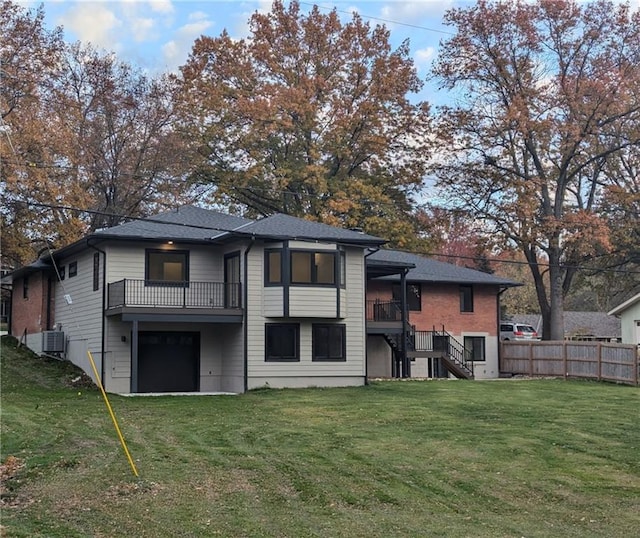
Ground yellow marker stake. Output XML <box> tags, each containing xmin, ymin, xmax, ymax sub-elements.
<box><xmin>86</xmin><ymin>350</ymin><xmax>139</xmax><ymax>477</ymax></box>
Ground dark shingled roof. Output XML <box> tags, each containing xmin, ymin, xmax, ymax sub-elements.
<box><xmin>93</xmin><ymin>206</ymin><xmax>253</xmax><ymax>241</ymax></box>
<box><xmin>508</xmin><ymin>312</ymin><xmax>621</xmax><ymax>339</ymax></box>
<box><xmin>368</xmin><ymin>249</ymin><xmax>520</xmax><ymax>287</ymax></box>
<box><xmin>235</xmin><ymin>213</ymin><xmax>385</xmax><ymax>245</ymax></box>
<box><xmin>91</xmin><ymin>206</ymin><xmax>384</xmax><ymax>246</ymax></box>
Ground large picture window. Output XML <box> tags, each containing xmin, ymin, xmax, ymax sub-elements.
<box><xmin>265</xmin><ymin>324</ymin><xmax>299</xmax><ymax>361</ymax></box>
<box><xmin>464</xmin><ymin>336</ymin><xmax>485</xmax><ymax>362</ymax></box>
<box><xmin>313</xmin><ymin>324</ymin><xmax>346</xmax><ymax>361</ymax></box>
<box><xmin>460</xmin><ymin>285</ymin><xmax>474</xmax><ymax>312</ymax></box>
<box><xmin>145</xmin><ymin>249</ymin><xmax>189</xmax><ymax>285</ymax></box>
<box><xmin>392</xmin><ymin>283</ymin><xmax>422</xmax><ymax>311</ymax></box>
<box><xmin>291</xmin><ymin>251</ymin><xmax>336</xmax><ymax>285</ymax></box>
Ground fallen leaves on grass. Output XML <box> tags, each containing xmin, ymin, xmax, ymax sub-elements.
<box><xmin>0</xmin><ymin>455</ymin><xmax>32</xmax><ymax>508</ymax></box>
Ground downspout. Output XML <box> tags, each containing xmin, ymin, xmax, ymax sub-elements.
<box><xmin>45</xmin><ymin>276</ymin><xmax>53</xmax><ymax>331</ymax></box>
<box><xmin>243</xmin><ymin>238</ymin><xmax>255</xmax><ymax>393</ymax></box>
<box><xmin>497</xmin><ymin>287</ymin><xmax>508</xmax><ymax>375</ymax></box>
<box><xmin>400</xmin><ymin>268</ymin><xmax>409</xmax><ymax>378</ymax></box>
<box><xmin>88</xmin><ymin>240</ymin><xmax>107</xmax><ymax>387</ymax></box>
<box><xmin>363</xmin><ymin>247</ymin><xmax>381</xmax><ymax>385</ymax></box>
<box><xmin>3</xmin><ymin>285</ymin><xmax>13</xmax><ymax>336</ymax></box>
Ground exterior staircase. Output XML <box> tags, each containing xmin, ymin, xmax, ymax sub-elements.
<box><xmin>367</xmin><ymin>300</ymin><xmax>474</xmax><ymax>380</ymax></box>
<box><xmin>408</xmin><ymin>326</ymin><xmax>475</xmax><ymax>380</ymax></box>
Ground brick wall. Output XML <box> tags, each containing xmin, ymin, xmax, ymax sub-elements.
<box><xmin>367</xmin><ymin>280</ymin><xmax>499</xmax><ymax>335</ymax></box>
<box><xmin>367</xmin><ymin>280</ymin><xmax>394</xmax><ymax>301</ymax></box>
<box><xmin>411</xmin><ymin>283</ymin><xmax>498</xmax><ymax>335</ymax></box>
<box><xmin>10</xmin><ymin>272</ymin><xmax>53</xmax><ymax>337</ymax></box>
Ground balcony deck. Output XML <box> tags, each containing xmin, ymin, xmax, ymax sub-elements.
<box><xmin>106</xmin><ymin>279</ymin><xmax>242</xmax><ymax>323</ymax></box>
<box><xmin>366</xmin><ymin>299</ymin><xmax>403</xmax><ymax>333</ymax></box>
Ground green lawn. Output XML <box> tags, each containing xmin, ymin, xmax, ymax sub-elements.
<box><xmin>1</xmin><ymin>335</ymin><xmax>639</xmax><ymax>538</ymax></box>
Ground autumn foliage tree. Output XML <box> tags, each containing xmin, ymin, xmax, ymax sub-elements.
<box><xmin>0</xmin><ymin>0</ymin><xmax>65</xmax><ymax>266</ymax></box>
<box><xmin>416</xmin><ymin>207</ymin><xmax>494</xmax><ymax>272</ymax></box>
<box><xmin>431</xmin><ymin>0</ymin><xmax>640</xmax><ymax>339</ymax></box>
<box><xmin>1</xmin><ymin>1</ymin><xmax>191</xmax><ymax>266</ymax></box>
<box><xmin>175</xmin><ymin>0</ymin><xmax>431</xmax><ymax>247</ymax></box>
<box><xmin>48</xmin><ymin>43</ymin><xmax>190</xmax><ymax>231</ymax></box>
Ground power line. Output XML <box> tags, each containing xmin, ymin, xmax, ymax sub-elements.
<box><xmin>416</xmin><ymin>250</ymin><xmax>640</xmax><ymax>275</ymax></box>
<box><xmin>8</xmin><ymin>199</ymin><xmax>640</xmax><ymax>276</ymax></box>
<box><xmin>299</xmin><ymin>2</ymin><xmax>455</xmax><ymax>36</ymax></box>
<box><xmin>9</xmin><ymin>200</ymin><xmax>245</xmax><ymax>235</ymax></box>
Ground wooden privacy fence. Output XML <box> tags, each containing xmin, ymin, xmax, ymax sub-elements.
<box><xmin>501</xmin><ymin>341</ymin><xmax>639</xmax><ymax>386</ymax></box>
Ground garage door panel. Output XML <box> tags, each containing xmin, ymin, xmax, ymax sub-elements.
<box><xmin>138</xmin><ymin>332</ymin><xmax>199</xmax><ymax>392</ymax></box>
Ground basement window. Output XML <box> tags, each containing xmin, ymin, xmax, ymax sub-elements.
<box><xmin>265</xmin><ymin>323</ymin><xmax>299</xmax><ymax>362</ymax></box>
<box><xmin>464</xmin><ymin>336</ymin><xmax>485</xmax><ymax>362</ymax></box>
<box><xmin>312</xmin><ymin>324</ymin><xmax>346</xmax><ymax>361</ymax></box>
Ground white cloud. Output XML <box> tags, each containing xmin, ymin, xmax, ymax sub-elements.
<box><xmin>162</xmin><ymin>18</ymin><xmax>213</xmax><ymax>71</ymax></box>
<box><xmin>233</xmin><ymin>0</ymin><xmax>272</xmax><ymax>38</ymax></box>
<box><xmin>58</xmin><ymin>4</ymin><xmax>121</xmax><ymax>49</ymax></box>
<box><xmin>188</xmin><ymin>11</ymin><xmax>209</xmax><ymax>22</ymax></box>
<box><xmin>131</xmin><ymin>17</ymin><xmax>156</xmax><ymax>42</ymax></box>
<box><xmin>148</xmin><ymin>0</ymin><xmax>174</xmax><ymax>14</ymax></box>
<box><xmin>380</xmin><ymin>1</ymin><xmax>456</xmax><ymax>22</ymax></box>
<box><xmin>414</xmin><ymin>46</ymin><xmax>436</xmax><ymax>71</ymax></box>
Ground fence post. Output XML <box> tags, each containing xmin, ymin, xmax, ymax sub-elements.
<box><xmin>563</xmin><ymin>341</ymin><xmax>567</xmax><ymax>380</ymax></box>
<box><xmin>597</xmin><ymin>343</ymin><xmax>602</xmax><ymax>382</ymax></box>
<box><xmin>529</xmin><ymin>343</ymin><xmax>534</xmax><ymax>377</ymax></box>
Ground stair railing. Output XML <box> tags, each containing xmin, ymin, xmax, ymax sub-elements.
<box><xmin>434</xmin><ymin>326</ymin><xmax>474</xmax><ymax>377</ymax></box>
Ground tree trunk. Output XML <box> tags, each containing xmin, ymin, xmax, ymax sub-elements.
<box><xmin>547</xmin><ymin>246</ymin><xmax>565</xmax><ymax>341</ymax></box>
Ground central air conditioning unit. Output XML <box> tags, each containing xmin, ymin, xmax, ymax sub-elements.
<box><xmin>42</xmin><ymin>331</ymin><xmax>65</xmax><ymax>353</ymax></box>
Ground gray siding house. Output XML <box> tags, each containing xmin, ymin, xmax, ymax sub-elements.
<box><xmin>608</xmin><ymin>293</ymin><xmax>640</xmax><ymax>349</ymax></box>
<box><xmin>9</xmin><ymin>206</ymin><xmax>384</xmax><ymax>394</ymax></box>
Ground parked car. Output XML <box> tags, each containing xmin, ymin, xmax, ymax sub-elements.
<box><xmin>500</xmin><ymin>322</ymin><xmax>541</xmax><ymax>341</ymax></box>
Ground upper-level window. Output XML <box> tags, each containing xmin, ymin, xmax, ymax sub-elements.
<box><xmin>68</xmin><ymin>261</ymin><xmax>78</xmax><ymax>278</ymax></box>
<box><xmin>265</xmin><ymin>250</ymin><xmax>282</xmax><ymax>285</ymax></box>
<box><xmin>145</xmin><ymin>249</ymin><xmax>189</xmax><ymax>285</ymax></box>
<box><xmin>392</xmin><ymin>283</ymin><xmax>422</xmax><ymax>311</ymax></box>
<box><xmin>23</xmin><ymin>276</ymin><xmax>29</xmax><ymax>299</ymax></box>
<box><xmin>291</xmin><ymin>251</ymin><xmax>335</xmax><ymax>285</ymax></box>
<box><xmin>265</xmin><ymin>248</ymin><xmax>342</xmax><ymax>286</ymax></box>
<box><xmin>93</xmin><ymin>253</ymin><xmax>100</xmax><ymax>291</ymax></box>
<box><xmin>460</xmin><ymin>285</ymin><xmax>474</xmax><ymax>312</ymax></box>
<box><xmin>59</xmin><ymin>266</ymin><xmax>65</xmax><ymax>280</ymax></box>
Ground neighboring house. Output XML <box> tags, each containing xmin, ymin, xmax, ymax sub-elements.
<box><xmin>608</xmin><ymin>293</ymin><xmax>640</xmax><ymax>348</ymax></box>
<box><xmin>508</xmin><ymin>312</ymin><xmax>622</xmax><ymax>342</ymax></box>
<box><xmin>6</xmin><ymin>206</ymin><xmax>385</xmax><ymax>394</ymax></box>
<box><xmin>365</xmin><ymin>249</ymin><xmax>520</xmax><ymax>380</ymax></box>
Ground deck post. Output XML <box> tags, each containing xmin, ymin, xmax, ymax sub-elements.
<box><xmin>400</xmin><ymin>269</ymin><xmax>409</xmax><ymax>378</ymax></box>
<box><xmin>130</xmin><ymin>319</ymin><xmax>139</xmax><ymax>393</ymax></box>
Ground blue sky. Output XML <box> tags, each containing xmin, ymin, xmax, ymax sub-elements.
<box><xmin>18</xmin><ymin>0</ymin><xmax>476</xmax><ymax>105</ymax></box>
<box><xmin>18</xmin><ymin>0</ymin><xmax>640</xmax><ymax>106</ymax></box>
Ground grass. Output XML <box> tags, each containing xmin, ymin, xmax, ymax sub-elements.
<box><xmin>1</xmin><ymin>335</ymin><xmax>639</xmax><ymax>538</ymax></box>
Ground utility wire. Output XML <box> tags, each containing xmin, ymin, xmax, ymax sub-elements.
<box><xmin>9</xmin><ymin>199</ymin><xmax>640</xmax><ymax>276</ymax></box>
<box><xmin>299</xmin><ymin>1</ymin><xmax>455</xmax><ymax>35</ymax></box>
